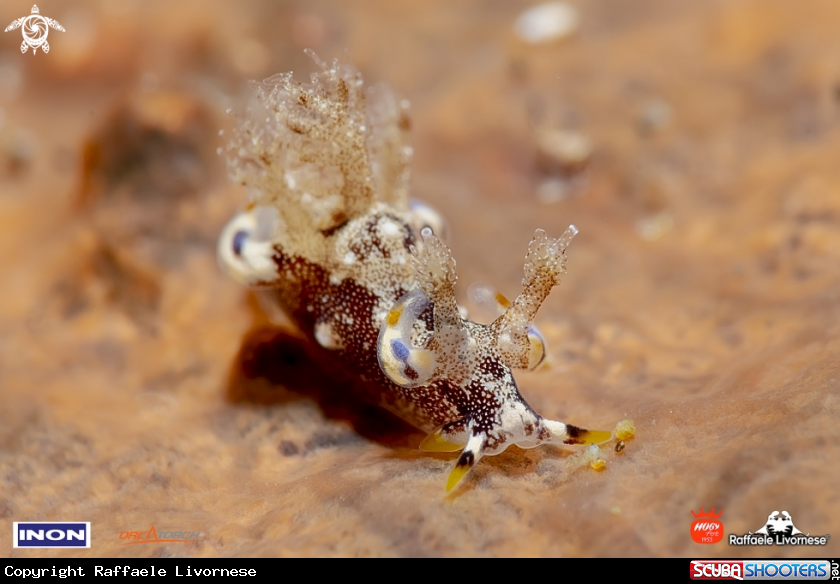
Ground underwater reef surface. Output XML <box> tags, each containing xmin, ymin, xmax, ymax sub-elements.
<box><xmin>0</xmin><ymin>0</ymin><xmax>838</xmax><ymax>558</ymax></box>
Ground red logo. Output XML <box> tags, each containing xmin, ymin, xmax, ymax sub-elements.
<box><xmin>118</xmin><ymin>525</ymin><xmax>200</xmax><ymax>545</ymax></box>
<box><xmin>690</xmin><ymin>561</ymin><xmax>743</xmax><ymax>580</ymax></box>
<box><xmin>691</xmin><ymin>508</ymin><xmax>724</xmax><ymax>544</ymax></box>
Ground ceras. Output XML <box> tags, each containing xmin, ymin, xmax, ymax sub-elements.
<box><xmin>218</xmin><ymin>52</ymin><xmax>610</xmax><ymax>492</ymax></box>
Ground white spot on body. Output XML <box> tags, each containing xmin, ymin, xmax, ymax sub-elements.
<box><xmin>315</xmin><ymin>321</ymin><xmax>343</xmax><ymax>350</ymax></box>
<box><xmin>380</xmin><ymin>219</ymin><xmax>402</xmax><ymax>238</ymax></box>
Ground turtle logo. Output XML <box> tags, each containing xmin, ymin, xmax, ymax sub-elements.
<box><xmin>5</xmin><ymin>5</ymin><xmax>65</xmax><ymax>55</ymax></box>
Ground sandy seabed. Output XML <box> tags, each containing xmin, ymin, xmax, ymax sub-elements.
<box><xmin>1</xmin><ymin>0</ymin><xmax>838</xmax><ymax>557</ymax></box>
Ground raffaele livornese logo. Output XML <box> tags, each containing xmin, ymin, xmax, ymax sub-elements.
<box><xmin>730</xmin><ymin>510</ymin><xmax>831</xmax><ymax>546</ymax></box>
<box><xmin>4</xmin><ymin>5</ymin><xmax>65</xmax><ymax>55</ymax></box>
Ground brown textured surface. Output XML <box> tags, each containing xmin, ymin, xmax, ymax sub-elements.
<box><xmin>1</xmin><ymin>0</ymin><xmax>838</xmax><ymax>557</ymax></box>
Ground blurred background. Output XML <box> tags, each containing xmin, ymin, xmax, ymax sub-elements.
<box><xmin>1</xmin><ymin>0</ymin><xmax>838</xmax><ymax>557</ymax></box>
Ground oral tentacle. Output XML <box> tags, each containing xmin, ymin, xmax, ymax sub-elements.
<box><xmin>446</xmin><ymin>430</ymin><xmax>486</xmax><ymax>493</ymax></box>
<box><xmin>542</xmin><ymin>419</ymin><xmax>612</xmax><ymax>446</ymax></box>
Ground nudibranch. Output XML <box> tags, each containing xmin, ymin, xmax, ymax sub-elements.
<box><xmin>218</xmin><ymin>52</ymin><xmax>610</xmax><ymax>492</ymax></box>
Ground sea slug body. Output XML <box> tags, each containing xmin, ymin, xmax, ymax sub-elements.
<box><xmin>218</xmin><ymin>52</ymin><xmax>610</xmax><ymax>492</ymax></box>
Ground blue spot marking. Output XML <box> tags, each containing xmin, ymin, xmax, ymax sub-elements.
<box><xmin>232</xmin><ymin>230</ymin><xmax>248</xmax><ymax>256</ymax></box>
<box><xmin>391</xmin><ymin>339</ymin><xmax>410</xmax><ymax>362</ymax></box>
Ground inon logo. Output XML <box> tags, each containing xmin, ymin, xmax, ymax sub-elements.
<box><xmin>691</xmin><ymin>508</ymin><xmax>724</xmax><ymax>544</ymax></box>
<box><xmin>13</xmin><ymin>522</ymin><xmax>91</xmax><ymax>548</ymax></box>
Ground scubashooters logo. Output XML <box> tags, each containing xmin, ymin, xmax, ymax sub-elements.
<box><xmin>730</xmin><ymin>510</ymin><xmax>831</xmax><ymax>546</ymax></box>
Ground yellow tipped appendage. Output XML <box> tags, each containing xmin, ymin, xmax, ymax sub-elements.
<box><xmin>443</xmin><ymin>432</ymin><xmax>485</xmax><ymax>493</ymax></box>
<box><xmin>579</xmin><ymin>430</ymin><xmax>613</xmax><ymax>445</ymax></box>
<box><xmin>446</xmin><ymin>462</ymin><xmax>472</xmax><ymax>493</ymax></box>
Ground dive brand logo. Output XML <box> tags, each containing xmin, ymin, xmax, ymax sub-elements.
<box><xmin>119</xmin><ymin>524</ymin><xmax>201</xmax><ymax>545</ymax></box>
<box><xmin>691</xmin><ymin>507</ymin><xmax>724</xmax><ymax>544</ymax></box>
<box><xmin>691</xmin><ymin>560</ymin><xmax>832</xmax><ymax>580</ymax></box>
<box><xmin>13</xmin><ymin>522</ymin><xmax>91</xmax><ymax>548</ymax></box>
<box><xmin>4</xmin><ymin>5</ymin><xmax>65</xmax><ymax>55</ymax></box>
<box><xmin>730</xmin><ymin>509</ymin><xmax>831</xmax><ymax>546</ymax></box>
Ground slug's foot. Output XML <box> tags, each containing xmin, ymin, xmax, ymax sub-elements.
<box><xmin>419</xmin><ymin>420</ymin><xmax>468</xmax><ymax>453</ymax></box>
